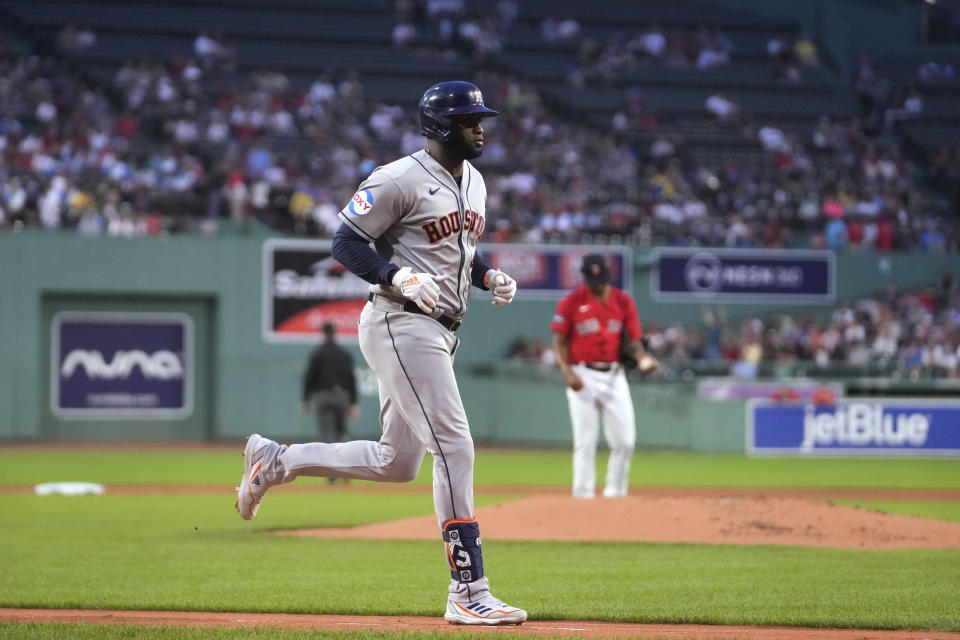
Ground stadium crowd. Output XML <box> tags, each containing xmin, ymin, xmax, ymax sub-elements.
<box><xmin>653</xmin><ymin>273</ymin><xmax>960</xmax><ymax>378</ymax></box>
<box><xmin>565</xmin><ymin>25</ymin><xmax>738</xmax><ymax>88</ymax></box>
<box><xmin>391</xmin><ymin>0</ymin><xmax>513</xmax><ymax>64</ymax></box>
<box><xmin>0</xmin><ymin>52</ymin><xmax>214</xmax><ymax>234</ymax></box>
<box><xmin>1</xmin><ymin>34</ymin><xmax>958</xmax><ymax>251</ymax></box>
<box><xmin>2</xmin><ymin>16</ymin><xmax>957</xmax><ymax>383</ymax></box>
<box><xmin>509</xmin><ymin>272</ymin><xmax>960</xmax><ymax>379</ymax></box>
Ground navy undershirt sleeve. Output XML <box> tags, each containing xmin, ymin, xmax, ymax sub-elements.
<box><xmin>471</xmin><ymin>253</ymin><xmax>492</xmax><ymax>290</ymax></box>
<box><xmin>332</xmin><ymin>223</ymin><xmax>398</xmax><ymax>285</ymax></box>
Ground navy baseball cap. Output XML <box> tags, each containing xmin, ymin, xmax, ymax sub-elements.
<box><xmin>581</xmin><ymin>254</ymin><xmax>610</xmax><ymax>286</ymax></box>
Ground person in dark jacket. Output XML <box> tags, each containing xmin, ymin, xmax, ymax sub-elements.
<box><xmin>300</xmin><ymin>323</ymin><xmax>358</xmax><ymax>452</ymax></box>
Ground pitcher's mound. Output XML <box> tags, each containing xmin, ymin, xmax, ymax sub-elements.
<box><xmin>281</xmin><ymin>495</ymin><xmax>960</xmax><ymax>550</ymax></box>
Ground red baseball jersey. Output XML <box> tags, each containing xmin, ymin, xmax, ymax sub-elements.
<box><xmin>551</xmin><ymin>286</ymin><xmax>642</xmax><ymax>364</ymax></box>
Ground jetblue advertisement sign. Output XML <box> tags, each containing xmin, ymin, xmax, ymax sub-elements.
<box><xmin>51</xmin><ymin>312</ymin><xmax>193</xmax><ymax>419</ymax></box>
<box><xmin>747</xmin><ymin>399</ymin><xmax>960</xmax><ymax>456</ymax></box>
<box><xmin>653</xmin><ymin>249</ymin><xmax>834</xmax><ymax>302</ymax></box>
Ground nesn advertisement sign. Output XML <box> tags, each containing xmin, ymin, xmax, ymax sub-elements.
<box><xmin>747</xmin><ymin>399</ymin><xmax>960</xmax><ymax>456</ymax></box>
<box><xmin>51</xmin><ymin>312</ymin><xmax>193</xmax><ymax>419</ymax></box>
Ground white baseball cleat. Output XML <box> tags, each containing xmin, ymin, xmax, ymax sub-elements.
<box><xmin>235</xmin><ymin>433</ymin><xmax>279</xmax><ymax>520</ymax></box>
<box><xmin>444</xmin><ymin>577</ymin><xmax>527</xmax><ymax>626</ymax></box>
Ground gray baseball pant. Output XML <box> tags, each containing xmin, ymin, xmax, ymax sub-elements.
<box><xmin>279</xmin><ymin>296</ymin><xmax>474</xmax><ymax>525</ymax></box>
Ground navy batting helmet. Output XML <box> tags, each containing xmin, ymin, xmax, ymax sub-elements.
<box><xmin>418</xmin><ymin>80</ymin><xmax>499</xmax><ymax>142</ymax></box>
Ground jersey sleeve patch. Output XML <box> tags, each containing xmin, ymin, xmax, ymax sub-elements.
<box><xmin>347</xmin><ymin>189</ymin><xmax>374</xmax><ymax>216</ymax></box>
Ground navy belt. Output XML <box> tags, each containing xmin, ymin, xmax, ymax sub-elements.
<box><xmin>368</xmin><ymin>293</ymin><xmax>462</xmax><ymax>332</ymax></box>
<box><xmin>583</xmin><ymin>362</ymin><xmax>615</xmax><ymax>372</ymax></box>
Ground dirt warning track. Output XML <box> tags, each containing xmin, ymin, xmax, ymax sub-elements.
<box><xmin>3</xmin><ymin>609</ymin><xmax>959</xmax><ymax>640</ymax></box>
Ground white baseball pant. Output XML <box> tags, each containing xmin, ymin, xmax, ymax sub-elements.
<box><xmin>566</xmin><ymin>363</ymin><xmax>636</xmax><ymax>498</ymax></box>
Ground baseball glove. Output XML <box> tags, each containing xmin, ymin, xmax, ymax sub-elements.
<box><xmin>619</xmin><ymin>327</ymin><xmax>638</xmax><ymax>371</ymax></box>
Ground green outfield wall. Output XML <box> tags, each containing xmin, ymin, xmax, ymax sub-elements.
<box><xmin>0</xmin><ymin>232</ymin><xmax>955</xmax><ymax>450</ymax></box>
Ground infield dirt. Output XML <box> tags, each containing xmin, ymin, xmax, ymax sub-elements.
<box><xmin>3</xmin><ymin>608</ymin><xmax>960</xmax><ymax>639</ymax></box>
<box><xmin>282</xmin><ymin>492</ymin><xmax>960</xmax><ymax>549</ymax></box>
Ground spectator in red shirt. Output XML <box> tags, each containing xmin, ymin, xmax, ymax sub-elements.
<box><xmin>846</xmin><ymin>214</ymin><xmax>865</xmax><ymax>248</ymax></box>
<box><xmin>876</xmin><ymin>215</ymin><xmax>894</xmax><ymax>250</ymax></box>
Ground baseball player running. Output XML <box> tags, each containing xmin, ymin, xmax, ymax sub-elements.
<box><xmin>551</xmin><ymin>254</ymin><xmax>658</xmax><ymax>499</ymax></box>
<box><xmin>235</xmin><ymin>81</ymin><xmax>526</xmax><ymax>625</ymax></box>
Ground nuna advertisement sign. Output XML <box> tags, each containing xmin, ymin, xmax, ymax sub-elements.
<box><xmin>51</xmin><ymin>312</ymin><xmax>193</xmax><ymax>419</ymax></box>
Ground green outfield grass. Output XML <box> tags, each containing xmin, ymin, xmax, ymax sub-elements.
<box><xmin>1</xmin><ymin>490</ymin><xmax>959</xmax><ymax>631</ymax></box>
<box><xmin>5</xmin><ymin>448</ymin><xmax>960</xmax><ymax>489</ymax></box>
<box><xmin>2</xmin><ymin>449</ymin><xmax>959</xmax><ymax>635</ymax></box>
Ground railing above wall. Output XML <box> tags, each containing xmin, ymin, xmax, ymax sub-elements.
<box><xmin>817</xmin><ymin>0</ymin><xmax>855</xmax><ymax>82</ymax></box>
<box><xmin>473</xmin><ymin>361</ymin><xmax>960</xmax><ymax>396</ymax></box>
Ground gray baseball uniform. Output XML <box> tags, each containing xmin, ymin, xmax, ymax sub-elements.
<box><xmin>277</xmin><ymin>149</ymin><xmax>488</xmax><ymax>525</ymax></box>
<box><xmin>237</xmin><ymin>81</ymin><xmax>525</xmax><ymax>625</ymax></box>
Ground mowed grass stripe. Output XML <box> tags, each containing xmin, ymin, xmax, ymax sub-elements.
<box><xmin>3</xmin><ymin>449</ymin><xmax>960</xmax><ymax>489</ymax></box>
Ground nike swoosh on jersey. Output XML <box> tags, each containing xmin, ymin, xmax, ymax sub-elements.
<box><xmin>579</xmin><ymin>305</ymin><xmax>590</xmax><ymax>312</ymax></box>
<box><xmin>429</xmin><ymin>186</ymin><xmax>441</xmax><ymax>195</ymax></box>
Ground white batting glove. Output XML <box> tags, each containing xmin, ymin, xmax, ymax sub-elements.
<box><xmin>484</xmin><ymin>269</ymin><xmax>517</xmax><ymax>306</ymax></box>
<box><xmin>392</xmin><ymin>267</ymin><xmax>449</xmax><ymax>313</ymax></box>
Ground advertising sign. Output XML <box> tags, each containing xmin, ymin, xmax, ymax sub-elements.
<box><xmin>653</xmin><ymin>248</ymin><xmax>834</xmax><ymax>302</ymax></box>
<box><xmin>747</xmin><ymin>399</ymin><xmax>960</xmax><ymax>456</ymax></box>
<box><xmin>51</xmin><ymin>312</ymin><xmax>193</xmax><ymax>419</ymax></box>
<box><xmin>482</xmin><ymin>243</ymin><xmax>632</xmax><ymax>297</ymax></box>
<box><xmin>263</xmin><ymin>239</ymin><xmax>370</xmax><ymax>342</ymax></box>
